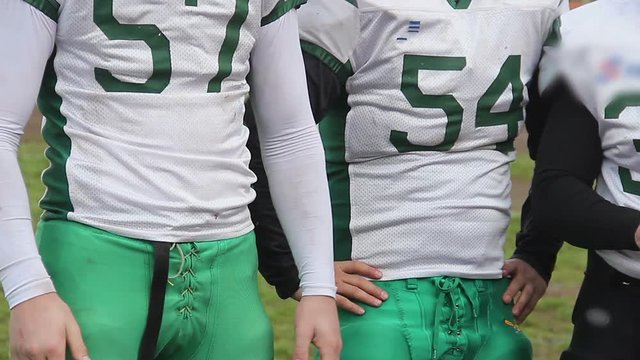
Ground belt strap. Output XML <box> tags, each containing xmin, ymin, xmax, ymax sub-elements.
<box><xmin>139</xmin><ymin>242</ymin><xmax>172</xmax><ymax>360</ymax></box>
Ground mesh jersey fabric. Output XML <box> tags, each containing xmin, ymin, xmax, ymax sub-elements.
<box><xmin>298</xmin><ymin>0</ymin><xmax>567</xmax><ymax>280</ymax></box>
<box><xmin>542</xmin><ymin>0</ymin><xmax>640</xmax><ymax>278</ymax></box>
<box><xmin>23</xmin><ymin>0</ymin><xmax>304</xmax><ymax>243</ymax></box>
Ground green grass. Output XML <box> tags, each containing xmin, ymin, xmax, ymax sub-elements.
<box><xmin>0</xmin><ymin>140</ymin><xmax>587</xmax><ymax>360</ymax></box>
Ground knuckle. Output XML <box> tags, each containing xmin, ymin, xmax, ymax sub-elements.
<box><xmin>44</xmin><ymin>343</ymin><xmax>64</xmax><ymax>355</ymax></box>
<box><xmin>23</xmin><ymin>344</ymin><xmax>42</xmax><ymax>357</ymax></box>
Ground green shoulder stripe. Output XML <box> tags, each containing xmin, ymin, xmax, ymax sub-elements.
<box><xmin>23</xmin><ymin>0</ymin><xmax>60</xmax><ymax>22</ymax></box>
<box><xmin>300</xmin><ymin>40</ymin><xmax>353</xmax><ymax>83</ymax></box>
<box><xmin>261</xmin><ymin>0</ymin><xmax>307</xmax><ymax>26</ymax></box>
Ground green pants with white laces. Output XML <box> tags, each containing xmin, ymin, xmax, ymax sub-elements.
<box><xmin>36</xmin><ymin>220</ymin><xmax>273</xmax><ymax>360</ymax></box>
<box><xmin>337</xmin><ymin>277</ymin><xmax>532</xmax><ymax>360</ymax></box>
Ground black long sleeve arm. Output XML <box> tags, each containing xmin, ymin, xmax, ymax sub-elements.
<box><xmin>247</xmin><ymin>52</ymin><xmax>342</xmax><ymax>299</ymax></box>
<box><xmin>512</xmin><ymin>70</ymin><xmax>564</xmax><ymax>283</ymax></box>
<box><xmin>531</xmin><ymin>79</ymin><xmax>640</xmax><ymax>251</ymax></box>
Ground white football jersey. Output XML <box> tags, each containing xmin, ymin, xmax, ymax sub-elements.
<box><xmin>26</xmin><ymin>0</ymin><xmax>303</xmax><ymax>242</ymax></box>
<box><xmin>547</xmin><ymin>0</ymin><xmax>640</xmax><ymax>278</ymax></box>
<box><xmin>299</xmin><ymin>0</ymin><xmax>567</xmax><ymax>279</ymax></box>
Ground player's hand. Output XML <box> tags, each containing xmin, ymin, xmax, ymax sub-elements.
<box><xmin>10</xmin><ymin>293</ymin><xmax>90</xmax><ymax>360</ymax></box>
<box><xmin>294</xmin><ymin>295</ymin><xmax>342</xmax><ymax>360</ymax></box>
<box><xmin>502</xmin><ymin>259</ymin><xmax>547</xmax><ymax>324</ymax></box>
<box><xmin>335</xmin><ymin>261</ymin><xmax>387</xmax><ymax>315</ymax></box>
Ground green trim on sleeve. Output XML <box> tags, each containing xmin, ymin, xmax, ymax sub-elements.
<box><xmin>23</xmin><ymin>0</ymin><xmax>60</xmax><ymax>22</ymax></box>
<box><xmin>261</xmin><ymin>0</ymin><xmax>307</xmax><ymax>26</ymax></box>
<box><xmin>300</xmin><ymin>40</ymin><xmax>353</xmax><ymax>83</ymax></box>
<box><xmin>446</xmin><ymin>0</ymin><xmax>471</xmax><ymax>10</ymax></box>
<box><xmin>544</xmin><ymin>18</ymin><xmax>562</xmax><ymax>47</ymax></box>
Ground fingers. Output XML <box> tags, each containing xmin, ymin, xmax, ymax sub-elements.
<box><xmin>517</xmin><ymin>295</ymin><xmax>540</xmax><ymax>324</ymax></box>
<box><xmin>317</xmin><ymin>342</ymin><xmax>341</xmax><ymax>360</ymax></box>
<box><xmin>512</xmin><ymin>284</ymin><xmax>534</xmax><ymax>319</ymax></box>
<box><xmin>503</xmin><ymin>272</ymin><xmax>525</xmax><ymax>304</ymax></box>
<box><xmin>344</xmin><ymin>275</ymin><xmax>388</xmax><ymax>302</ymax></box>
<box><xmin>514</xmin><ymin>284</ymin><xmax>545</xmax><ymax>324</ymax></box>
<box><xmin>338</xmin><ymin>283</ymin><xmax>382</xmax><ymax>308</ymax></box>
<box><xmin>11</xmin><ymin>334</ymin><xmax>65</xmax><ymax>360</ymax></box>
<box><xmin>338</xmin><ymin>261</ymin><xmax>382</xmax><ymax>279</ymax></box>
<box><xmin>293</xmin><ymin>324</ymin><xmax>313</xmax><ymax>360</ymax></box>
<box><xmin>65</xmin><ymin>318</ymin><xmax>90</xmax><ymax>360</ymax></box>
<box><xmin>16</xmin><ymin>344</ymin><xmax>63</xmax><ymax>360</ymax></box>
<box><xmin>336</xmin><ymin>294</ymin><xmax>365</xmax><ymax>315</ymax></box>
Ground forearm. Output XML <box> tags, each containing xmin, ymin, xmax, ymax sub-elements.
<box><xmin>250</xmin><ymin>11</ymin><xmax>336</xmax><ymax>297</ymax></box>
<box><xmin>245</xmin><ymin>45</ymin><xmax>342</xmax><ymax>298</ymax></box>
<box><xmin>0</xmin><ymin>154</ymin><xmax>55</xmax><ymax>307</ymax></box>
<box><xmin>246</xmin><ymin>107</ymin><xmax>301</xmax><ymax>299</ymax></box>
<box><xmin>511</xmin><ymin>69</ymin><xmax>564</xmax><ymax>282</ymax></box>
<box><xmin>533</xmin><ymin>170</ymin><xmax>640</xmax><ymax>250</ymax></box>
<box><xmin>0</xmin><ymin>0</ymin><xmax>57</xmax><ymax>308</ymax></box>
<box><xmin>512</xmin><ymin>196</ymin><xmax>562</xmax><ymax>283</ymax></box>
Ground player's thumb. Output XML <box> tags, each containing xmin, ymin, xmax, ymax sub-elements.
<box><xmin>66</xmin><ymin>318</ymin><xmax>90</xmax><ymax>360</ymax></box>
<box><xmin>293</xmin><ymin>326</ymin><xmax>312</xmax><ymax>360</ymax></box>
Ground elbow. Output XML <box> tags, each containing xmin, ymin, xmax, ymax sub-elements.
<box><xmin>0</xmin><ymin>120</ymin><xmax>23</xmax><ymax>153</ymax></box>
<box><xmin>260</xmin><ymin>122</ymin><xmax>324</xmax><ymax>161</ymax></box>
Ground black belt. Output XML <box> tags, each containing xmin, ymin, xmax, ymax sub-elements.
<box><xmin>586</xmin><ymin>250</ymin><xmax>640</xmax><ymax>289</ymax></box>
<box><xmin>139</xmin><ymin>242</ymin><xmax>172</xmax><ymax>360</ymax></box>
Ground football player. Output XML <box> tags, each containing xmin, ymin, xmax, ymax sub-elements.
<box><xmin>248</xmin><ymin>0</ymin><xmax>568</xmax><ymax>359</ymax></box>
<box><xmin>530</xmin><ymin>1</ymin><xmax>640</xmax><ymax>359</ymax></box>
<box><xmin>0</xmin><ymin>0</ymin><xmax>341</xmax><ymax>359</ymax></box>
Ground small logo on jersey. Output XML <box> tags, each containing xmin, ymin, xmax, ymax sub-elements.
<box><xmin>598</xmin><ymin>56</ymin><xmax>640</xmax><ymax>84</ymax></box>
<box><xmin>397</xmin><ymin>21</ymin><xmax>421</xmax><ymax>41</ymax></box>
<box><xmin>504</xmin><ymin>319</ymin><xmax>522</xmax><ymax>333</ymax></box>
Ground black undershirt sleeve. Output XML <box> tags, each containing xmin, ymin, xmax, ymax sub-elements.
<box><xmin>246</xmin><ymin>52</ymin><xmax>342</xmax><ymax>299</ymax></box>
<box><xmin>531</xmin><ymin>79</ymin><xmax>640</xmax><ymax>251</ymax></box>
<box><xmin>512</xmin><ymin>69</ymin><xmax>564</xmax><ymax>283</ymax></box>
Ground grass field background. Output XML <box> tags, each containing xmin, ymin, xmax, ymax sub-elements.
<box><xmin>0</xmin><ymin>120</ymin><xmax>587</xmax><ymax>360</ymax></box>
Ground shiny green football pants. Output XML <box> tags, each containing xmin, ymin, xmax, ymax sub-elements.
<box><xmin>337</xmin><ymin>277</ymin><xmax>532</xmax><ymax>360</ymax></box>
<box><xmin>36</xmin><ymin>220</ymin><xmax>273</xmax><ymax>360</ymax></box>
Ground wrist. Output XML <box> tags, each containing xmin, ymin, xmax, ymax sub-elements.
<box><xmin>635</xmin><ymin>225</ymin><xmax>640</xmax><ymax>249</ymax></box>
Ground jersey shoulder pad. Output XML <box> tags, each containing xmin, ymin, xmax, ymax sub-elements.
<box><xmin>298</xmin><ymin>0</ymin><xmax>358</xmax><ymax>73</ymax></box>
<box><xmin>261</xmin><ymin>0</ymin><xmax>307</xmax><ymax>26</ymax></box>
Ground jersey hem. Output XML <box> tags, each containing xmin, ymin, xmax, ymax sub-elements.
<box><xmin>22</xmin><ymin>0</ymin><xmax>60</xmax><ymax>22</ymax></box>
<box><xmin>261</xmin><ymin>0</ymin><xmax>307</xmax><ymax>26</ymax></box>
<box><xmin>50</xmin><ymin>218</ymin><xmax>256</xmax><ymax>243</ymax></box>
<box><xmin>378</xmin><ymin>269</ymin><xmax>504</xmax><ymax>281</ymax></box>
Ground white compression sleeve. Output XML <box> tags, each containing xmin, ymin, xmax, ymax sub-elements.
<box><xmin>250</xmin><ymin>12</ymin><xmax>336</xmax><ymax>298</ymax></box>
<box><xmin>0</xmin><ymin>0</ymin><xmax>57</xmax><ymax>308</ymax></box>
